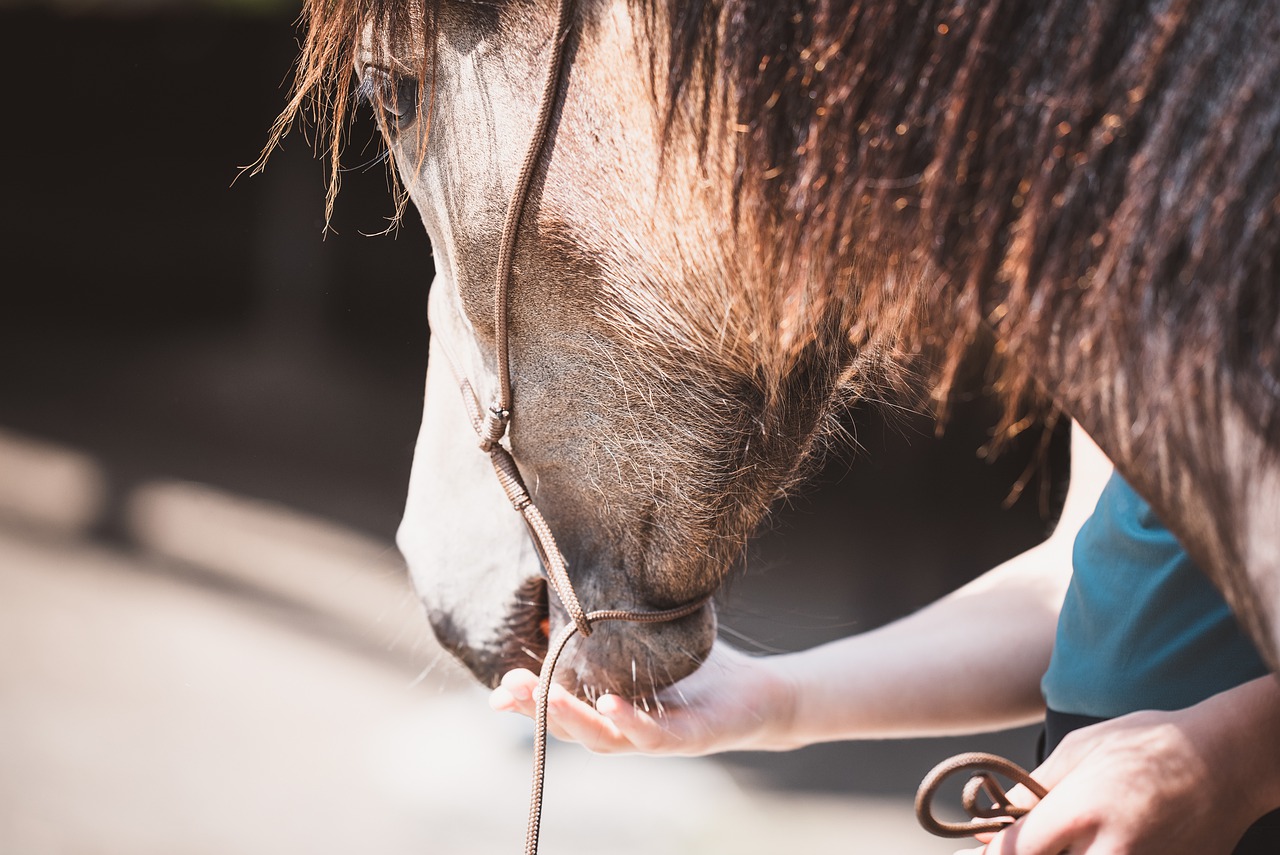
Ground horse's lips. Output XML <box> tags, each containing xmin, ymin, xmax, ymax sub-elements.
<box><xmin>489</xmin><ymin>573</ymin><xmax>716</xmax><ymax>698</ymax></box>
<box><xmin>540</xmin><ymin>600</ymin><xmax>717</xmax><ymax>700</ymax></box>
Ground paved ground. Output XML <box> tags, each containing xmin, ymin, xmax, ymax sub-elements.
<box><xmin>0</xmin><ymin>431</ymin><xmax>965</xmax><ymax>855</ymax></box>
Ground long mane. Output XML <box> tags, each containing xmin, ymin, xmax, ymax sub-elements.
<box><xmin>269</xmin><ymin>0</ymin><xmax>1280</xmax><ymax>444</ymax></box>
<box><xmin>705</xmin><ymin>0</ymin><xmax>1280</xmax><ymax>444</ymax></box>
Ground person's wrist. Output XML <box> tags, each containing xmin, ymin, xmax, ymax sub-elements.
<box><xmin>751</xmin><ymin>652</ymin><xmax>804</xmax><ymax>751</ymax></box>
<box><xmin>1185</xmin><ymin>678</ymin><xmax>1280</xmax><ymax>827</ymax></box>
<box><xmin>1235</xmin><ymin>679</ymin><xmax>1280</xmax><ymax>821</ymax></box>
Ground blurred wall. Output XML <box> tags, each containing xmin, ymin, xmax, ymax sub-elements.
<box><xmin>2</xmin><ymin>6</ymin><xmax>432</xmax><ymax>537</ymax></box>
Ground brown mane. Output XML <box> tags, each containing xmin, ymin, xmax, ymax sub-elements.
<box><xmin>268</xmin><ymin>0</ymin><xmax>1280</xmax><ymax>452</ymax></box>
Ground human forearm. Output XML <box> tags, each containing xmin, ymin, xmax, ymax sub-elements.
<box><xmin>758</xmin><ymin>545</ymin><xmax>1066</xmax><ymax>747</ymax></box>
<box><xmin>755</xmin><ymin>422</ymin><xmax>1110</xmax><ymax>748</ymax></box>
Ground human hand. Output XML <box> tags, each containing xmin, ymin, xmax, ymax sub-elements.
<box><xmin>952</xmin><ymin>699</ymin><xmax>1274</xmax><ymax>855</ymax></box>
<box><xmin>488</xmin><ymin>640</ymin><xmax>795</xmax><ymax>756</ymax></box>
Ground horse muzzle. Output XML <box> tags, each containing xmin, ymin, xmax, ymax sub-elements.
<box><xmin>541</xmin><ymin>594</ymin><xmax>717</xmax><ymax>700</ymax></box>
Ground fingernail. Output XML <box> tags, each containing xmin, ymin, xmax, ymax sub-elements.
<box><xmin>489</xmin><ymin>688</ymin><xmax>513</xmax><ymax>711</ymax></box>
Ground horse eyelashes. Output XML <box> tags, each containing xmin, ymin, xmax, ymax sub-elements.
<box><xmin>356</xmin><ymin>67</ymin><xmax>420</xmax><ymax>134</ymax></box>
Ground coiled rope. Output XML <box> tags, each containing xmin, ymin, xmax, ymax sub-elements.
<box><xmin>915</xmin><ymin>751</ymin><xmax>1049</xmax><ymax>838</ymax></box>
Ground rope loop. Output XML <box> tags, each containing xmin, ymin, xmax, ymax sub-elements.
<box><xmin>915</xmin><ymin>751</ymin><xmax>1049</xmax><ymax>838</ymax></box>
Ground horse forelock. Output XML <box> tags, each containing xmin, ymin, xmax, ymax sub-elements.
<box><xmin>257</xmin><ymin>0</ymin><xmax>441</xmax><ymax>220</ymax></box>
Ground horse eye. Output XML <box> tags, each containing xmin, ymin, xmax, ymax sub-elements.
<box><xmin>358</xmin><ymin>66</ymin><xmax>420</xmax><ymax>133</ymax></box>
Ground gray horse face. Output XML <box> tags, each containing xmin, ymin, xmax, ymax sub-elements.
<box><xmin>374</xmin><ymin>1</ymin><xmax>835</xmax><ymax>697</ymax></box>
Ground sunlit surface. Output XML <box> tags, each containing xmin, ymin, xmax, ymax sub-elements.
<box><xmin>0</xmin><ymin>434</ymin><xmax>956</xmax><ymax>854</ymax></box>
<box><xmin>0</xmin><ymin>429</ymin><xmax>106</xmax><ymax>536</ymax></box>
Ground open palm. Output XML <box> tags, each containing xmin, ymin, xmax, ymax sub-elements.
<box><xmin>489</xmin><ymin>641</ymin><xmax>793</xmax><ymax>756</ymax></box>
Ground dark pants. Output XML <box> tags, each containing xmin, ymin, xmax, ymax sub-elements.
<box><xmin>1041</xmin><ymin>710</ymin><xmax>1280</xmax><ymax>855</ymax></box>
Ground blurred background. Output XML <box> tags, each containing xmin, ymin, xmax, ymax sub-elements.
<box><xmin>0</xmin><ymin>2</ymin><xmax>1067</xmax><ymax>852</ymax></box>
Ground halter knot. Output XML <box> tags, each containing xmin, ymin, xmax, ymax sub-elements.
<box><xmin>479</xmin><ymin>404</ymin><xmax>511</xmax><ymax>451</ymax></box>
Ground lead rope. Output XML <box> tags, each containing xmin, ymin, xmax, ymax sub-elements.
<box><xmin>915</xmin><ymin>751</ymin><xmax>1049</xmax><ymax>838</ymax></box>
<box><xmin>435</xmin><ymin>1</ymin><xmax>710</xmax><ymax>853</ymax></box>
<box><xmin>526</xmin><ymin>600</ymin><xmax>709</xmax><ymax>854</ymax></box>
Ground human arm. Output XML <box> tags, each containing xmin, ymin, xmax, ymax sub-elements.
<box><xmin>749</xmin><ymin>418</ymin><xmax>1111</xmax><ymax>745</ymax></box>
<box><xmin>490</xmin><ymin>422</ymin><xmax>1112</xmax><ymax>754</ymax></box>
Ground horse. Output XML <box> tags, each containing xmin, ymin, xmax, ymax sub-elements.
<box><xmin>263</xmin><ymin>0</ymin><xmax>1280</xmax><ymax>701</ymax></box>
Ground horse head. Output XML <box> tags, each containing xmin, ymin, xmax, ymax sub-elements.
<box><xmin>342</xmin><ymin>0</ymin><xmax>865</xmax><ymax>697</ymax></box>
<box><xmin>271</xmin><ymin>0</ymin><xmax>1280</xmax><ymax>687</ymax></box>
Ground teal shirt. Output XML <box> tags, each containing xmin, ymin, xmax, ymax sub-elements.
<box><xmin>1041</xmin><ymin>473</ymin><xmax>1267</xmax><ymax>718</ymax></box>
